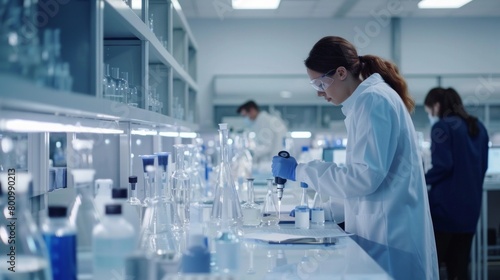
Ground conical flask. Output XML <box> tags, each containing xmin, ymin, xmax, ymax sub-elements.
<box><xmin>0</xmin><ymin>172</ymin><xmax>52</xmax><ymax>279</ymax></box>
<box><xmin>262</xmin><ymin>179</ymin><xmax>279</xmax><ymax>226</ymax></box>
<box><xmin>171</xmin><ymin>145</ymin><xmax>191</xmax><ymax>227</ymax></box>
<box><xmin>241</xmin><ymin>178</ymin><xmax>261</xmax><ymax>227</ymax></box>
<box><xmin>211</xmin><ymin>123</ymin><xmax>243</xmax><ymax>230</ymax></box>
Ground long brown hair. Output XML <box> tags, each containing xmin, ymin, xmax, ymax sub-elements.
<box><xmin>424</xmin><ymin>87</ymin><xmax>479</xmax><ymax>137</ymax></box>
<box><xmin>304</xmin><ymin>36</ymin><xmax>414</xmax><ymax>112</ymax></box>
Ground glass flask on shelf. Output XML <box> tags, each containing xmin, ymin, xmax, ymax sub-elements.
<box><xmin>0</xmin><ymin>172</ymin><xmax>52</xmax><ymax>280</ymax></box>
<box><xmin>120</xmin><ymin>71</ymin><xmax>130</xmax><ymax>104</ymax></box>
<box><xmin>211</xmin><ymin>123</ymin><xmax>243</xmax><ymax>231</ymax></box>
<box><xmin>111</xmin><ymin>67</ymin><xmax>124</xmax><ymax>103</ymax></box>
<box><xmin>171</xmin><ymin>144</ymin><xmax>191</xmax><ymax>227</ymax></box>
<box><xmin>104</xmin><ymin>63</ymin><xmax>116</xmax><ymax>100</ymax></box>
<box><xmin>68</xmin><ymin>138</ymin><xmax>99</xmax><ymax>276</ymax></box>
<box><xmin>241</xmin><ymin>178</ymin><xmax>261</xmax><ymax>227</ymax></box>
<box><xmin>261</xmin><ymin>179</ymin><xmax>279</xmax><ymax>226</ymax></box>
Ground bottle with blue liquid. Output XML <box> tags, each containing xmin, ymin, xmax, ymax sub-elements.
<box><xmin>42</xmin><ymin>206</ymin><xmax>77</xmax><ymax>280</ymax></box>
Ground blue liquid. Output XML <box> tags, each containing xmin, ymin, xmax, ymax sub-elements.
<box><xmin>43</xmin><ymin>234</ymin><xmax>77</xmax><ymax>280</ymax></box>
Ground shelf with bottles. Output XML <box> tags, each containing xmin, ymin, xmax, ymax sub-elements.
<box><xmin>187</xmin><ymin>87</ymin><xmax>197</xmax><ymax>123</ymax></box>
<box><xmin>148</xmin><ymin>64</ymin><xmax>170</xmax><ymax>115</ymax></box>
<box><xmin>173</xmin><ymin>78</ymin><xmax>187</xmax><ymax>121</ymax></box>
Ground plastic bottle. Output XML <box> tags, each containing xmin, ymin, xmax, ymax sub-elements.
<box><xmin>92</xmin><ymin>204</ymin><xmax>135</xmax><ymax>280</ymax></box>
<box><xmin>0</xmin><ymin>173</ymin><xmax>53</xmax><ymax>280</ymax></box>
<box><xmin>93</xmin><ymin>178</ymin><xmax>113</xmax><ymax>217</ymax></box>
<box><xmin>42</xmin><ymin>206</ymin><xmax>77</xmax><ymax>280</ymax></box>
<box><xmin>181</xmin><ymin>233</ymin><xmax>210</xmax><ymax>273</ymax></box>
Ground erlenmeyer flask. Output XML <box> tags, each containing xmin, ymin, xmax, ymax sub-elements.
<box><xmin>262</xmin><ymin>179</ymin><xmax>279</xmax><ymax>226</ymax></box>
<box><xmin>68</xmin><ymin>138</ymin><xmax>99</xmax><ymax>276</ymax></box>
<box><xmin>0</xmin><ymin>173</ymin><xmax>52</xmax><ymax>279</ymax></box>
<box><xmin>211</xmin><ymin>123</ymin><xmax>243</xmax><ymax>230</ymax></box>
<box><xmin>171</xmin><ymin>145</ymin><xmax>191</xmax><ymax>227</ymax></box>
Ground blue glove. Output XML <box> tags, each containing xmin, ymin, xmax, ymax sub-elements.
<box><xmin>272</xmin><ymin>155</ymin><xmax>297</xmax><ymax>181</ymax></box>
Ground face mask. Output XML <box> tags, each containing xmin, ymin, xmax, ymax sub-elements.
<box><xmin>244</xmin><ymin>117</ymin><xmax>253</xmax><ymax>127</ymax></box>
<box><xmin>428</xmin><ymin>114</ymin><xmax>439</xmax><ymax>126</ymax></box>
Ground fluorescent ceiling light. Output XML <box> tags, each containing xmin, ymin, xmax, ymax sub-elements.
<box><xmin>0</xmin><ymin>119</ymin><xmax>123</xmax><ymax>134</ymax></box>
<box><xmin>232</xmin><ymin>0</ymin><xmax>281</xmax><ymax>9</ymax></box>
<box><xmin>159</xmin><ymin>132</ymin><xmax>197</xmax><ymax>138</ymax></box>
<box><xmin>290</xmin><ymin>131</ymin><xmax>312</xmax><ymax>139</ymax></box>
<box><xmin>418</xmin><ymin>0</ymin><xmax>473</xmax><ymax>9</ymax></box>
<box><xmin>131</xmin><ymin>129</ymin><xmax>158</xmax><ymax>136</ymax></box>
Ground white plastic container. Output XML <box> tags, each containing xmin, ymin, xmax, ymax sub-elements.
<box><xmin>92</xmin><ymin>204</ymin><xmax>135</xmax><ymax>280</ymax></box>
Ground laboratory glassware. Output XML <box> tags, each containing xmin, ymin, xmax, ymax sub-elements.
<box><xmin>93</xmin><ymin>204</ymin><xmax>135</xmax><ymax>280</ymax></box>
<box><xmin>120</xmin><ymin>71</ymin><xmax>130</xmax><ymax>103</ymax></box>
<box><xmin>299</xmin><ymin>182</ymin><xmax>309</xmax><ymax>208</ymax></box>
<box><xmin>127</xmin><ymin>86</ymin><xmax>139</xmax><ymax>107</ymax></box>
<box><xmin>171</xmin><ymin>144</ymin><xmax>191</xmax><ymax>226</ymax></box>
<box><xmin>104</xmin><ymin>63</ymin><xmax>116</xmax><ymax>100</ymax></box>
<box><xmin>231</xmin><ymin>134</ymin><xmax>253</xmax><ymax>201</ymax></box>
<box><xmin>112</xmin><ymin>67</ymin><xmax>125</xmax><ymax>103</ymax></box>
<box><xmin>241</xmin><ymin>178</ymin><xmax>261</xmax><ymax>227</ymax></box>
<box><xmin>311</xmin><ymin>192</ymin><xmax>325</xmax><ymax>225</ymax></box>
<box><xmin>42</xmin><ymin>206</ymin><xmax>77</xmax><ymax>280</ymax></box>
<box><xmin>140</xmin><ymin>154</ymin><xmax>156</xmax><ymax>206</ymax></box>
<box><xmin>0</xmin><ymin>172</ymin><xmax>52</xmax><ymax>279</ymax></box>
<box><xmin>128</xmin><ymin>175</ymin><xmax>141</xmax><ymax>205</ymax></box>
<box><xmin>211</xmin><ymin>123</ymin><xmax>243</xmax><ymax>230</ymax></box>
<box><xmin>262</xmin><ymin>179</ymin><xmax>279</xmax><ymax>226</ymax></box>
<box><xmin>156</xmin><ymin>152</ymin><xmax>182</xmax><ymax>232</ymax></box>
<box><xmin>94</xmin><ymin>178</ymin><xmax>113</xmax><ymax>217</ymax></box>
<box><xmin>187</xmin><ymin>144</ymin><xmax>204</xmax><ymax>203</ymax></box>
<box><xmin>295</xmin><ymin>206</ymin><xmax>310</xmax><ymax>229</ymax></box>
<box><xmin>68</xmin><ymin>138</ymin><xmax>99</xmax><ymax>276</ymax></box>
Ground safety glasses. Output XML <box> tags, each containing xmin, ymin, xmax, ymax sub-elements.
<box><xmin>309</xmin><ymin>68</ymin><xmax>337</xmax><ymax>92</ymax></box>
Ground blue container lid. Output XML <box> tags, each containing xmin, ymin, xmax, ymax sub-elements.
<box><xmin>156</xmin><ymin>152</ymin><xmax>169</xmax><ymax>171</ymax></box>
<box><xmin>140</xmin><ymin>155</ymin><xmax>156</xmax><ymax>172</ymax></box>
<box><xmin>301</xmin><ymin>146</ymin><xmax>309</xmax><ymax>152</ymax></box>
<box><xmin>300</xmin><ymin>182</ymin><xmax>308</xmax><ymax>188</ymax></box>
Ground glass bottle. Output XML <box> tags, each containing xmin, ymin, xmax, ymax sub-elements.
<box><xmin>104</xmin><ymin>64</ymin><xmax>116</xmax><ymax>100</ymax></box>
<box><xmin>42</xmin><ymin>206</ymin><xmax>77</xmax><ymax>280</ymax></box>
<box><xmin>0</xmin><ymin>172</ymin><xmax>52</xmax><ymax>279</ymax></box>
<box><xmin>140</xmin><ymin>155</ymin><xmax>156</xmax><ymax>206</ymax></box>
<box><xmin>171</xmin><ymin>144</ymin><xmax>191</xmax><ymax>227</ymax></box>
<box><xmin>211</xmin><ymin>123</ymin><xmax>243</xmax><ymax>230</ymax></box>
<box><xmin>241</xmin><ymin>178</ymin><xmax>261</xmax><ymax>227</ymax></box>
<box><xmin>262</xmin><ymin>179</ymin><xmax>279</xmax><ymax>226</ymax></box>
<box><xmin>311</xmin><ymin>192</ymin><xmax>325</xmax><ymax>225</ymax></box>
<box><xmin>128</xmin><ymin>175</ymin><xmax>141</xmax><ymax>205</ymax></box>
<box><xmin>68</xmin><ymin>138</ymin><xmax>99</xmax><ymax>276</ymax></box>
<box><xmin>120</xmin><ymin>71</ymin><xmax>130</xmax><ymax>104</ymax></box>
<box><xmin>111</xmin><ymin>67</ymin><xmax>124</xmax><ymax>102</ymax></box>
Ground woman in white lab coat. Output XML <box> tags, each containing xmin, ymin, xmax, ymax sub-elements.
<box><xmin>272</xmin><ymin>36</ymin><xmax>439</xmax><ymax>280</ymax></box>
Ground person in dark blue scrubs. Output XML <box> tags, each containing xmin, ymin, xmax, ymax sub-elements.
<box><xmin>424</xmin><ymin>87</ymin><xmax>489</xmax><ymax>280</ymax></box>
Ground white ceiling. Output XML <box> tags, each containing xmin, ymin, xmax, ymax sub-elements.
<box><xmin>179</xmin><ymin>0</ymin><xmax>500</xmax><ymax>19</ymax></box>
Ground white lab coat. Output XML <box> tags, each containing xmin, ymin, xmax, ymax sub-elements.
<box><xmin>296</xmin><ymin>74</ymin><xmax>439</xmax><ymax>280</ymax></box>
<box><xmin>250</xmin><ymin>111</ymin><xmax>288</xmax><ymax>168</ymax></box>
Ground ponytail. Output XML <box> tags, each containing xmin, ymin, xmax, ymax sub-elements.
<box><xmin>359</xmin><ymin>55</ymin><xmax>414</xmax><ymax>112</ymax></box>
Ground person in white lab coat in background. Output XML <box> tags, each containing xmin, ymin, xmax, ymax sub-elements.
<box><xmin>272</xmin><ymin>36</ymin><xmax>439</xmax><ymax>280</ymax></box>
<box><xmin>237</xmin><ymin>100</ymin><xmax>288</xmax><ymax>173</ymax></box>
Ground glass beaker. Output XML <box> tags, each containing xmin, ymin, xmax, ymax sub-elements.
<box><xmin>241</xmin><ymin>178</ymin><xmax>261</xmax><ymax>227</ymax></box>
<box><xmin>211</xmin><ymin>123</ymin><xmax>243</xmax><ymax>231</ymax></box>
<box><xmin>171</xmin><ymin>145</ymin><xmax>191</xmax><ymax>227</ymax></box>
<box><xmin>0</xmin><ymin>172</ymin><xmax>52</xmax><ymax>279</ymax></box>
<box><xmin>104</xmin><ymin>63</ymin><xmax>116</xmax><ymax>101</ymax></box>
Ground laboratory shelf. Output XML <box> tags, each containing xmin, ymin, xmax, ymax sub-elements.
<box><xmin>0</xmin><ymin>75</ymin><xmax>198</xmax><ymax>131</ymax></box>
<box><xmin>104</xmin><ymin>0</ymin><xmax>198</xmax><ymax>91</ymax></box>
